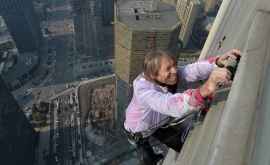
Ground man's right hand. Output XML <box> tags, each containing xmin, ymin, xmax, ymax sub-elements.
<box><xmin>216</xmin><ymin>49</ymin><xmax>241</xmax><ymax>67</ymax></box>
<box><xmin>200</xmin><ymin>68</ymin><xmax>232</xmax><ymax>97</ymax></box>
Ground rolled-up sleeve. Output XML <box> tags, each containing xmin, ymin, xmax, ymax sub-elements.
<box><xmin>179</xmin><ymin>57</ymin><xmax>217</xmax><ymax>82</ymax></box>
<box><xmin>135</xmin><ymin>84</ymin><xmax>206</xmax><ymax>118</ymax></box>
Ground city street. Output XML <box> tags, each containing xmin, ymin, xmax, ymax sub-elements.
<box><xmin>12</xmin><ymin>0</ymin><xmax>76</xmax><ymax>107</ymax></box>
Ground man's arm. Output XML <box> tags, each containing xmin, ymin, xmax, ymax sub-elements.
<box><xmin>135</xmin><ymin>84</ymin><xmax>206</xmax><ymax>118</ymax></box>
<box><xmin>179</xmin><ymin>49</ymin><xmax>241</xmax><ymax>82</ymax></box>
<box><xmin>179</xmin><ymin>57</ymin><xmax>216</xmax><ymax>83</ymax></box>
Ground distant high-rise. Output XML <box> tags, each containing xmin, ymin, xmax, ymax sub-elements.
<box><xmin>0</xmin><ymin>75</ymin><xmax>36</xmax><ymax>165</ymax></box>
<box><xmin>72</xmin><ymin>0</ymin><xmax>114</xmax><ymax>78</ymax></box>
<box><xmin>0</xmin><ymin>0</ymin><xmax>42</xmax><ymax>53</ymax></box>
<box><xmin>72</xmin><ymin>0</ymin><xmax>103</xmax><ymax>58</ymax></box>
<box><xmin>177</xmin><ymin>0</ymin><xmax>201</xmax><ymax>48</ymax></box>
<box><xmin>204</xmin><ymin>0</ymin><xmax>222</xmax><ymax>14</ymax></box>
<box><xmin>72</xmin><ymin>0</ymin><xmax>96</xmax><ymax>56</ymax></box>
<box><xmin>101</xmin><ymin>0</ymin><xmax>114</xmax><ymax>25</ymax></box>
<box><xmin>115</xmin><ymin>0</ymin><xmax>180</xmax><ymax>114</ymax></box>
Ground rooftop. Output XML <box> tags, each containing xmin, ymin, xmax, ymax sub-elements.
<box><xmin>116</xmin><ymin>0</ymin><xmax>179</xmax><ymax>30</ymax></box>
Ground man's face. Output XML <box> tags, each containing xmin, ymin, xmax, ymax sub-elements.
<box><xmin>154</xmin><ymin>56</ymin><xmax>177</xmax><ymax>85</ymax></box>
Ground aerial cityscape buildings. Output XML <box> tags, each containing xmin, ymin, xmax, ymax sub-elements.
<box><xmin>72</xmin><ymin>0</ymin><xmax>113</xmax><ymax>59</ymax></box>
<box><xmin>0</xmin><ymin>0</ymin><xmax>226</xmax><ymax>164</ymax></box>
<box><xmin>177</xmin><ymin>0</ymin><xmax>201</xmax><ymax>48</ymax></box>
<box><xmin>72</xmin><ymin>0</ymin><xmax>99</xmax><ymax>57</ymax></box>
<box><xmin>30</xmin><ymin>75</ymin><xmax>136</xmax><ymax>164</ymax></box>
<box><xmin>72</xmin><ymin>0</ymin><xmax>114</xmax><ymax>79</ymax></box>
<box><xmin>0</xmin><ymin>0</ymin><xmax>42</xmax><ymax>53</ymax></box>
<box><xmin>0</xmin><ymin>0</ymin><xmax>43</xmax><ymax>90</ymax></box>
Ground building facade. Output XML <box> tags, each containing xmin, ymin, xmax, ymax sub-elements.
<box><xmin>72</xmin><ymin>0</ymin><xmax>114</xmax><ymax>79</ymax></box>
<box><xmin>0</xmin><ymin>0</ymin><xmax>42</xmax><ymax>53</ymax></box>
<box><xmin>72</xmin><ymin>0</ymin><xmax>113</xmax><ymax>58</ymax></box>
<box><xmin>101</xmin><ymin>0</ymin><xmax>114</xmax><ymax>25</ymax></box>
<box><xmin>177</xmin><ymin>0</ymin><xmax>201</xmax><ymax>48</ymax></box>
<box><xmin>76</xmin><ymin>58</ymin><xmax>113</xmax><ymax>78</ymax></box>
<box><xmin>72</xmin><ymin>0</ymin><xmax>98</xmax><ymax>56</ymax></box>
<box><xmin>0</xmin><ymin>75</ymin><xmax>36</xmax><ymax>165</ymax></box>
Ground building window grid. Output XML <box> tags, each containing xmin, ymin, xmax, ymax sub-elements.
<box><xmin>147</xmin><ymin>33</ymin><xmax>156</xmax><ymax>50</ymax></box>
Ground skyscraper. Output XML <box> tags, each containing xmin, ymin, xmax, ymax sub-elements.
<box><xmin>72</xmin><ymin>0</ymin><xmax>102</xmax><ymax>58</ymax></box>
<box><xmin>101</xmin><ymin>0</ymin><xmax>114</xmax><ymax>25</ymax></box>
<box><xmin>204</xmin><ymin>0</ymin><xmax>220</xmax><ymax>14</ymax></box>
<box><xmin>0</xmin><ymin>75</ymin><xmax>36</xmax><ymax>165</ymax></box>
<box><xmin>177</xmin><ymin>0</ymin><xmax>201</xmax><ymax>48</ymax></box>
<box><xmin>0</xmin><ymin>0</ymin><xmax>42</xmax><ymax>53</ymax></box>
<box><xmin>115</xmin><ymin>0</ymin><xmax>180</xmax><ymax>116</ymax></box>
<box><xmin>72</xmin><ymin>0</ymin><xmax>114</xmax><ymax>78</ymax></box>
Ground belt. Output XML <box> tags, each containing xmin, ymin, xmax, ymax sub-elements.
<box><xmin>123</xmin><ymin>128</ymin><xmax>145</xmax><ymax>145</ymax></box>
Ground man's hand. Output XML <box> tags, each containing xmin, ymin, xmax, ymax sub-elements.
<box><xmin>216</xmin><ymin>49</ymin><xmax>241</xmax><ymax>67</ymax></box>
<box><xmin>200</xmin><ymin>68</ymin><xmax>232</xmax><ymax>97</ymax></box>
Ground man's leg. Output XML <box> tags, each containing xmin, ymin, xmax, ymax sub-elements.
<box><xmin>152</xmin><ymin>118</ymin><xmax>193</xmax><ymax>152</ymax></box>
<box><xmin>136</xmin><ymin>138</ymin><xmax>164</xmax><ymax>165</ymax></box>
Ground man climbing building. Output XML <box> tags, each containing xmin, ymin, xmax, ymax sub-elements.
<box><xmin>124</xmin><ymin>49</ymin><xmax>241</xmax><ymax>165</ymax></box>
